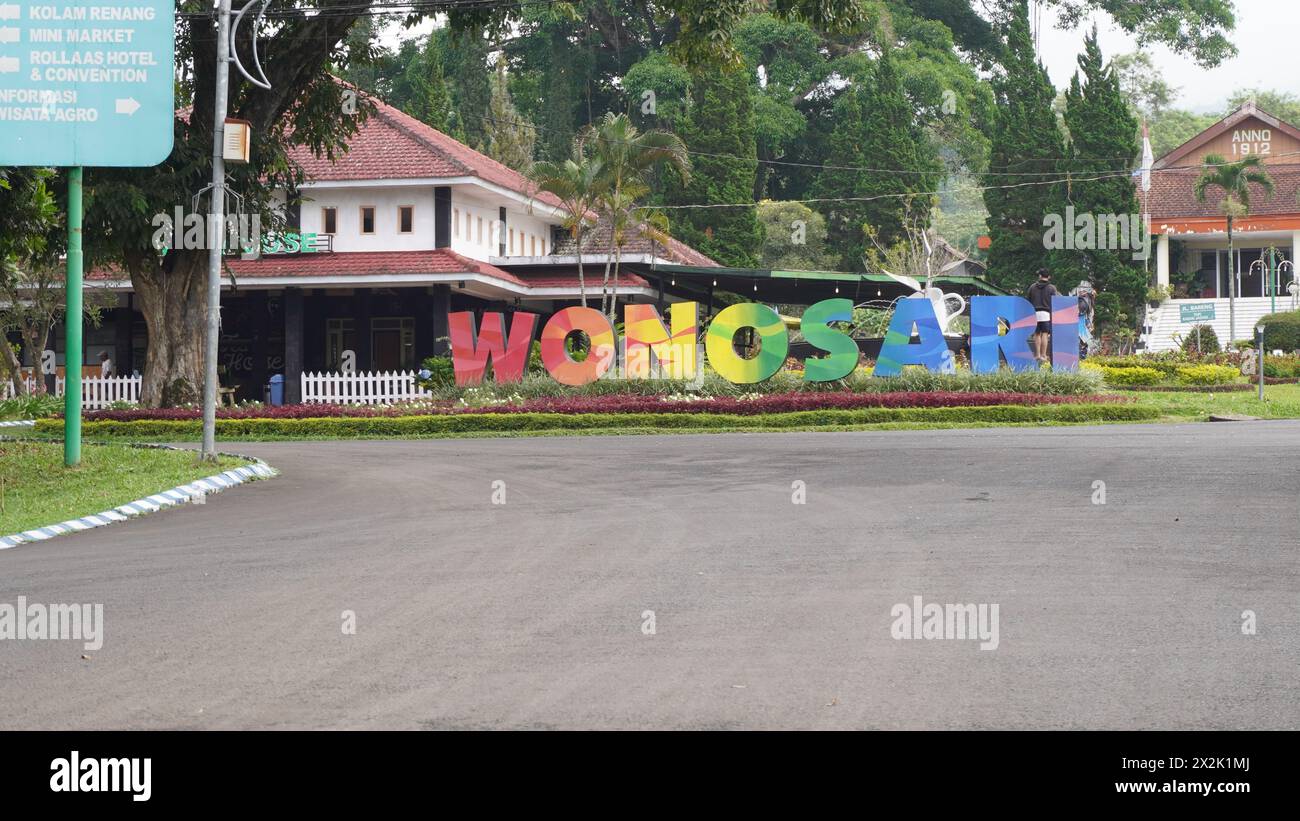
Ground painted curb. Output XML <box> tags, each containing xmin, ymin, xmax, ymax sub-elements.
<box><xmin>0</xmin><ymin>439</ymin><xmax>278</xmax><ymax>551</ymax></box>
<box><xmin>0</xmin><ymin>420</ymin><xmax>36</xmax><ymax>429</ymax></box>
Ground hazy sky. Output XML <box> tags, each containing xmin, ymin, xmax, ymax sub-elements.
<box><xmin>1037</xmin><ymin>0</ymin><xmax>1294</xmax><ymax>114</ymax></box>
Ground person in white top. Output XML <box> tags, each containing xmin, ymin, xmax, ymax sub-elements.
<box><xmin>98</xmin><ymin>351</ymin><xmax>114</xmax><ymax>378</ymax></box>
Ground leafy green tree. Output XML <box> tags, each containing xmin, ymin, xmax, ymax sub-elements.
<box><xmin>485</xmin><ymin>56</ymin><xmax>537</xmax><ymax>171</ymax></box>
<box><xmin>932</xmin><ymin>173</ymin><xmax>988</xmax><ymax>260</ymax></box>
<box><xmin>1225</xmin><ymin>88</ymin><xmax>1300</xmax><ymax>124</ymax></box>
<box><xmin>757</xmin><ymin>201</ymin><xmax>836</xmax><ymax>270</ymax></box>
<box><xmin>82</xmin><ymin>1</ymin><xmax>386</xmax><ymax>407</ymax></box>
<box><xmin>582</xmin><ymin>113</ymin><xmax>690</xmax><ymax>319</ymax></box>
<box><xmin>982</xmin><ymin>0</ymin><xmax>1068</xmax><ymax>296</ymax></box>
<box><xmin>1111</xmin><ymin>51</ymin><xmax>1177</xmax><ymax>120</ymax></box>
<box><xmin>528</xmin><ymin>146</ymin><xmax>605</xmax><ymax>306</ymax></box>
<box><xmin>666</xmin><ymin>66</ymin><xmax>765</xmax><ymax>268</ymax></box>
<box><xmin>1111</xmin><ymin>50</ymin><xmax>1216</xmax><ymax>157</ymax></box>
<box><xmin>623</xmin><ymin>52</ymin><xmax>693</xmax><ymax>132</ymax></box>
<box><xmin>813</xmin><ymin>45</ymin><xmax>940</xmax><ymax>270</ymax></box>
<box><xmin>447</xmin><ymin>28</ymin><xmax>493</xmax><ymax>150</ymax></box>
<box><xmin>735</xmin><ymin>14</ymin><xmax>822</xmax><ymax>199</ymax></box>
<box><xmin>0</xmin><ymin>168</ymin><xmax>59</xmax><ymax>393</ymax></box>
<box><xmin>1195</xmin><ymin>154</ymin><xmax>1274</xmax><ymax>343</ymax></box>
<box><xmin>1061</xmin><ymin>27</ymin><xmax>1143</xmax><ymax>330</ymax></box>
<box><xmin>414</xmin><ymin>35</ymin><xmax>453</xmax><ymax>131</ymax></box>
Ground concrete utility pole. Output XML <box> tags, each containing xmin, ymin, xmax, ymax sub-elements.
<box><xmin>202</xmin><ymin>0</ymin><xmax>233</xmax><ymax>461</ymax></box>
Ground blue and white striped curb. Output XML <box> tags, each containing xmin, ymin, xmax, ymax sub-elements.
<box><xmin>0</xmin><ymin>419</ymin><xmax>35</xmax><ymax>429</ymax></box>
<box><xmin>0</xmin><ymin>447</ymin><xmax>277</xmax><ymax>551</ymax></box>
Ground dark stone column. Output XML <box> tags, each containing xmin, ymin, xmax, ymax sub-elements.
<box><xmin>434</xmin><ymin>187</ymin><xmax>451</xmax><ymax>248</ymax></box>
<box><xmin>250</xmin><ymin>290</ymin><xmax>268</xmax><ymax>403</ymax></box>
<box><xmin>114</xmin><ymin>295</ymin><xmax>133</xmax><ymax>374</ymax></box>
<box><xmin>284</xmin><ymin>288</ymin><xmax>304</xmax><ymax>403</ymax></box>
<box><xmin>355</xmin><ymin>290</ymin><xmax>373</xmax><ymax>370</ymax></box>
<box><xmin>414</xmin><ymin>288</ymin><xmax>432</xmax><ymax>360</ymax></box>
<box><xmin>431</xmin><ymin>285</ymin><xmax>451</xmax><ymax>356</ymax></box>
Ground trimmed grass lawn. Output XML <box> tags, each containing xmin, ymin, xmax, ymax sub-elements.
<box><xmin>0</xmin><ymin>441</ymin><xmax>246</xmax><ymax>536</ymax></box>
<box><xmin>1132</xmin><ymin>384</ymin><xmax>1300</xmax><ymax>419</ymax></box>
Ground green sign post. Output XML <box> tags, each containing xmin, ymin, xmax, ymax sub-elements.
<box><xmin>1179</xmin><ymin>303</ymin><xmax>1217</xmax><ymax>323</ymax></box>
<box><xmin>65</xmin><ymin>166</ymin><xmax>82</xmax><ymax>464</ymax></box>
<box><xmin>0</xmin><ymin>1</ymin><xmax>175</xmax><ymax>466</ymax></box>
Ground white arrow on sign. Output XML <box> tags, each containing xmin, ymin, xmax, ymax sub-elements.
<box><xmin>0</xmin><ymin>4</ymin><xmax>18</xmax><ymax>22</ymax></box>
<box><xmin>0</xmin><ymin>26</ymin><xmax>18</xmax><ymax>44</ymax></box>
<box><xmin>0</xmin><ymin>55</ymin><xmax>18</xmax><ymax>74</ymax></box>
<box><xmin>115</xmin><ymin>98</ymin><xmax>141</xmax><ymax>116</ymax></box>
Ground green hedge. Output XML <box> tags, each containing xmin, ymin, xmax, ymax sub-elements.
<box><xmin>1174</xmin><ymin>364</ymin><xmax>1238</xmax><ymax>386</ymax></box>
<box><xmin>427</xmin><ymin>367</ymin><xmax>1104</xmax><ymax>401</ymax></box>
<box><xmin>1180</xmin><ymin>323</ymin><xmax>1221</xmax><ymax>354</ymax></box>
<box><xmin>1084</xmin><ymin>364</ymin><xmax>1164</xmax><ymax>386</ymax></box>
<box><xmin>35</xmin><ymin>404</ymin><xmax>1161</xmax><ymax>440</ymax></box>
<box><xmin>1256</xmin><ymin>310</ymin><xmax>1300</xmax><ymax>352</ymax></box>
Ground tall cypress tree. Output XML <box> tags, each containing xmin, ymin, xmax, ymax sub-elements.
<box><xmin>982</xmin><ymin>0</ymin><xmax>1068</xmax><ymax>295</ymax></box>
<box><xmin>422</xmin><ymin>37</ymin><xmax>452</xmax><ymax>132</ymax></box>
<box><xmin>667</xmin><ymin>66</ymin><xmax>764</xmax><ymax>268</ymax></box>
<box><xmin>812</xmin><ymin>46</ymin><xmax>940</xmax><ymax>271</ymax></box>
<box><xmin>538</xmin><ymin>24</ymin><xmax>580</xmax><ymax>162</ymax></box>
<box><xmin>398</xmin><ymin>34</ymin><xmax>452</xmax><ymax>132</ymax></box>
<box><xmin>447</xmin><ymin>29</ymin><xmax>492</xmax><ymax>151</ymax></box>
<box><xmin>485</xmin><ymin>57</ymin><xmax>537</xmax><ymax>171</ymax></box>
<box><xmin>1062</xmin><ymin>27</ymin><xmax>1143</xmax><ymax>329</ymax></box>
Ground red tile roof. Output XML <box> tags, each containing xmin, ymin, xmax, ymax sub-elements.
<box><xmin>1147</xmin><ymin>164</ymin><xmax>1300</xmax><ymax>221</ymax></box>
<box><xmin>550</xmin><ymin>219</ymin><xmax>720</xmax><ymax>267</ymax></box>
<box><xmin>223</xmin><ymin>249</ymin><xmax>525</xmax><ymax>285</ymax></box>
<box><xmin>522</xmin><ymin>272</ymin><xmax>651</xmax><ymax>289</ymax></box>
<box><xmin>286</xmin><ymin>95</ymin><xmax>564</xmax><ymax>210</ymax></box>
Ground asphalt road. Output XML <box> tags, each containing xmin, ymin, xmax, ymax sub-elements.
<box><xmin>2</xmin><ymin>423</ymin><xmax>1298</xmax><ymax>729</ymax></box>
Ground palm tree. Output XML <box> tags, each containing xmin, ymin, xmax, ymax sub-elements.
<box><xmin>1195</xmin><ymin>154</ymin><xmax>1274</xmax><ymax>344</ymax></box>
<box><xmin>527</xmin><ymin>145</ymin><xmax>603</xmax><ymax>307</ymax></box>
<box><xmin>580</xmin><ymin>113</ymin><xmax>690</xmax><ymax>321</ymax></box>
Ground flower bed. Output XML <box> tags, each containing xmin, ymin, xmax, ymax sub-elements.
<box><xmin>37</xmin><ymin>402</ymin><xmax>1162</xmax><ymax>440</ymax></box>
<box><xmin>79</xmin><ymin>390</ymin><xmax>1127</xmax><ymax>422</ymax></box>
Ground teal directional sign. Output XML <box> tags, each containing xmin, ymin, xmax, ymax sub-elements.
<box><xmin>0</xmin><ymin>0</ymin><xmax>174</xmax><ymax>167</ymax></box>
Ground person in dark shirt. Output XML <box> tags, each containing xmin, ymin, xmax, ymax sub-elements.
<box><xmin>1026</xmin><ymin>268</ymin><xmax>1058</xmax><ymax>363</ymax></box>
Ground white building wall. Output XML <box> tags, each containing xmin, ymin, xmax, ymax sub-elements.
<box><xmin>299</xmin><ymin>185</ymin><xmax>437</xmax><ymax>252</ymax></box>
<box><xmin>451</xmin><ymin>190</ymin><xmax>554</xmax><ymax>260</ymax></box>
<box><xmin>282</xmin><ymin>184</ymin><xmax>562</xmax><ymax>261</ymax></box>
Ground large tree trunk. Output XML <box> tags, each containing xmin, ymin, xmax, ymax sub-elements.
<box><xmin>132</xmin><ymin>251</ymin><xmax>210</xmax><ymax>407</ymax></box>
<box><xmin>0</xmin><ymin>338</ymin><xmax>25</xmax><ymax>396</ymax></box>
<box><xmin>20</xmin><ymin>328</ymin><xmax>45</xmax><ymax>395</ymax></box>
<box><xmin>600</xmin><ymin>236</ymin><xmax>614</xmax><ymax>317</ymax></box>
<box><xmin>575</xmin><ymin>228</ymin><xmax>587</xmax><ymax>308</ymax></box>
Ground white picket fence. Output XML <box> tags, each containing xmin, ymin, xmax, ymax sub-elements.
<box><xmin>301</xmin><ymin>370</ymin><xmax>432</xmax><ymax>405</ymax></box>
<box><xmin>0</xmin><ymin>374</ymin><xmax>142</xmax><ymax>410</ymax></box>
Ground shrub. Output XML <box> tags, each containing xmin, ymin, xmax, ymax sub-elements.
<box><xmin>422</xmin><ymin>367</ymin><xmax>1104</xmax><ymax>401</ymax></box>
<box><xmin>37</xmin><ymin>403</ymin><xmax>1160</xmax><ymax>439</ymax></box>
<box><xmin>1086</xmin><ymin>354</ymin><xmax>1185</xmax><ymax>376</ymax></box>
<box><xmin>416</xmin><ymin>356</ymin><xmax>455</xmax><ymax>389</ymax></box>
<box><xmin>79</xmin><ymin>390</ymin><xmax>1121</xmax><ymax>421</ymax></box>
<box><xmin>0</xmin><ymin>393</ymin><xmax>62</xmax><ymax>420</ymax></box>
<box><xmin>1263</xmin><ymin>354</ymin><xmax>1300</xmax><ymax>379</ymax></box>
<box><xmin>1083</xmin><ymin>364</ymin><xmax>1163</xmax><ymax>386</ymax></box>
<box><xmin>1179</xmin><ymin>324</ymin><xmax>1220</xmax><ymax>354</ymax></box>
<box><xmin>1256</xmin><ymin>310</ymin><xmax>1300</xmax><ymax>353</ymax></box>
<box><xmin>1174</xmin><ymin>364</ymin><xmax>1238</xmax><ymax>386</ymax></box>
